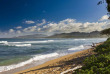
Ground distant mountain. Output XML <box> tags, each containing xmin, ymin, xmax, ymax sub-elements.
<box><xmin>47</xmin><ymin>31</ymin><xmax>107</xmax><ymax>38</ymax></box>
<box><xmin>14</xmin><ymin>34</ymin><xmax>47</xmax><ymax>38</ymax></box>
<box><xmin>14</xmin><ymin>31</ymin><xmax>107</xmax><ymax>39</ymax></box>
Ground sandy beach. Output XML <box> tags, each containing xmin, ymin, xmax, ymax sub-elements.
<box><xmin>10</xmin><ymin>42</ymin><xmax>102</xmax><ymax>74</ymax></box>
<box><xmin>0</xmin><ymin>0</ymin><xmax>108</xmax><ymax>73</ymax></box>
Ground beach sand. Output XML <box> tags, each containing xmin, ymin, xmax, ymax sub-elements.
<box><xmin>1</xmin><ymin>42</ymin><xmax>103</xmax><ymax>74</ymax></box>
<box><xmin>13</xmin><ymin>42</ymin><xmax>103</xmax><ymax>74</ymax></box>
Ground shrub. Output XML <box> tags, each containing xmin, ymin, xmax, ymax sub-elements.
<box><xmin>74</xmin><ymin>38</ymin><xmax>110</xmax><ymax>74</ymax></box>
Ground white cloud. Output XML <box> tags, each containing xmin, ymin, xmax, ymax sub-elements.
<box><xmin>99</xmin><ymin>15</ymin><xmax>109</xmax><ymax>21</ymax></box>
<box><xmin>0</xmin><ymin>16</ymin><xmax>109</xmax><ymax>38</ymax></box>
<box><xmin>9</xmin><ymin>29</ymin><xmax>15</xmax><ymax>33</ymax></box>
<box><xmin>38</xmin><ymin>19</ymin><xmax>107</xmax><ymax>33</ymax></box>
<box><xmin>21</xmin><ymin>18</ymin><xmax>108</xmax><ymax>34</ymax></box>
<box><xmin>25</xmin><ymin>20</ymin><xmax>35</xmax><ymax>24</ymax></box>
<box><xmin>23</xmin><ymin>26</ymin><xmax>37</xmax><ymax>32</ymax></box>
<box><xmin>37</xmin><ymin>19</ymin><xmax>46</xmax><ymax>26</ymax></box>
<box><xmin>16</xmin><ymin>30</ymin><xmax>21</xmax><ymax>34</ymax></box>
<box><xmin>15</xmin><ymin>26</ymin><xmax>22</xmax><ymax>29</ymax></box>
<box><xmin>22</xmin><ymin>19</ymin><xmax>46</xmax><ymax>33</ymax></box>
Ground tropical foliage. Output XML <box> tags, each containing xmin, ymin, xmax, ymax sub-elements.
<box><xmin>73</xmin><ymin>1</ymin><xmax>110</xmax><ymax>73</ymax></box>
<box><xmin>98</xmin><ymin>0</ymin><xmax>110</xmax><ymax>14</ymax></box>
<box><xmin>74</xmin><ymin>38</ymin><xmax>110</xmax><ymax>74</ymax></box>
<box><xmin>100</xmin><ymin>28</ymin><xmax>110</xmax><ymax>37</ymax></box>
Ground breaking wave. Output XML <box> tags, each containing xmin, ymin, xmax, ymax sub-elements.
<box><xmin>68</xmin><ymin>45</ymin><xmax>84</xmax><ymax>51</ymax></box>
<box><xmin>8</xmin><ymin>44</ymin><xmax>31</xmax><ymax>47</ymax></box>
<box><xmin>0</xmin><ymin>41</ymin><xmax>8</xmax><ymax>44</ymax></box>
<box><xmin>0</xmin><ymin>40</ymin><xmax>54</xmax><ymax>47</ymax></box>
<box><xmin>74</xmin><ymin>39</ymin><xmax>86</xmax><ymax>41</ymax></box>
<box><xmin>0</xmin><ymin>52</ymin><xmax>59</xmax><ymax>72</ymax></box>
<box><xmin>23</xmin><ymin>40</ymin><xmax>54</xmax><ymax>43</ymax></box>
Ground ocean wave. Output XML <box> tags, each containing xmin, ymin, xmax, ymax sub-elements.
<box><xmin>0</xmin><ymin>52</ymin><xmax>59</xmax><ymax>72</ymax></box>
<box><xmin>23</xmin><ymin>40</ymin><xmax>54</xmax><ymax>43</ymax></box>
<box><xmin>0</xmin><ymin>41</ymin><xmax>32</xmax><ymax>47</ymax></box>
<box><xmin>9</xmin><ymin>42</ymin><xmax>22</xmax><ymax>43</ymax></box>
<box><xmin>68</xmin><ymin>45</ymin><xmax>84</xmax><ymax>51</ymax></box>
<box><xmin>8</xmin><ymin>44</ymin><xmax>32</xmax><ymax>47</ymax></box>
<box><xmin>0</xmin><ymin>41</ymin><xmax>8</xmax><ymax>44</ymax></box>
<box><xmin>0</xmin><ymin>40</ymin><xmax>54</xmax><ymax>47</ymax></box>
<box><xmin>8</xmin><ymin>40</ymin><xmax>54</xmax><ymax>44</ymax></box>
<box><xmin>74</xmin><ymin>39</ymin><xmax>86</xmax><ymax>41</ymax></box>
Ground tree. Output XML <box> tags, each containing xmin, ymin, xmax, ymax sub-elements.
<box><xmin>100</xmin><ymin>28</ymin><xmax>110</xmax><ymax>37</ymax></box>
<box><xmin>98</xmin><ymin>0</ymin><xmax>110</xmax><ymax>37</ymax></box>
<box><xmin>98</xmin><ymin>0</ymin><xmax>110</xmax><ymax>18</ymax></box>
<box><xmin>106</xmin><ymin>0</ymin><xmax>110</xmax><ymax>13</ymax></box>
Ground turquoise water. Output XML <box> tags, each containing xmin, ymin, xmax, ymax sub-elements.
<box><xmin>0</xmin><ymin>38</ymin><xmax>106</xmax><ymax>72</ymax></box>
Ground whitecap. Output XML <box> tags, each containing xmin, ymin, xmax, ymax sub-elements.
<box><xmin>0</xmin><ymin>52</ymin><xmax>59</xmax><ymax>72</ymax></box>
<box><xmin>68</xmin><ymin>45</ymin><xmax>84</xmax><ymax>51</ymax></box>
<box><xmin>8</xmin><ymin>40</ymin><xmax>54</xmax><ymax>44</ymax></box>
<box><xmin>0</xmin><ymin>41</ymin><xmax>8</xmax><ymax>44</ymax></box>
<box><xmin>24</xmin><ymin>40</ymin><xmax>54</xmax><ymax>43</ymax></box>
<box><xmin>74</xmin><ymin>39</ymin><xmax>86</xmax><ymax>41</ymax></box>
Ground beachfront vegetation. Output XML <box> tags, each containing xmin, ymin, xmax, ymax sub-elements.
<box><xmin>100</xmin><ymin>28</ymin><xmax>110</xmax><ymax>37</ymax></box>
<box><xmin>73</xmin><ymin>1</ymin><xmax>110</xmax><ymax>73</ymax></box>
<box><xmin>74</xmin><ymin>38</ymin><xmax>110</xmax><ymax>74</ymax></box>
<box><xmin>98</xmin><ymin>0</ymin><xmax>110</xmax><ymax>15</ymax></box>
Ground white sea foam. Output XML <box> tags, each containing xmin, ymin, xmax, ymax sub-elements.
<box><xmin>0</xmin><ymin>40</ymin><xmax>54</xmax><ymax>47</ymax></box>
<box><xmin>8</xmin><ymin>40</ymin><xmax>54</xmax><ymax>44</ymax></box>
<box><xmin>0</xmin><ymin>41</ymin><xmax>8</xmax><ymax>44</ymax></box>
<box><xmin>68</xmin><ymin>45</ymin><xmax>84</xmax><ymax>51</ymax></box>
<box><xmin>0</xmin><ymin>52</ymin><xmax>59</xmax><ymax>72</ymax></box>
<box><xmin>0</xmin><ymin>41</ymin><xmax>31</xmax><ymax>47</ymax></box>
<box><xmin>8</xmin><ymin>44</ymin><xmax>32</xmax><ymax>47</ymax></box>
<box><xmin>74</xmin><ymin>39</ymin><xmax>86</xmax><ymax>41</ymax></box>
<box><xmin>9</xmin><ymin>42</ymin><xmax>22</xmax><ymax>43</ymax></box>
<box><xmin>23</xmin><ymin>40</ymin><xmax>54</xmax><ymax>43</ymax></box>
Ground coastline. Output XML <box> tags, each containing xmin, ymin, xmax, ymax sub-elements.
<box><xmin>12</xmin><ymin>42</ymin><xmax>103</xmax><ymax>74</ymax></box>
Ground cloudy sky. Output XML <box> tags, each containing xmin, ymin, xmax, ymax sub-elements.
<box><xmin>0</xmin><ymin>0</ymin><xmax>109</xmax><ymax>38</ymax></box>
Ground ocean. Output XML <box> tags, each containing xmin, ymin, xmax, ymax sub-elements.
<box><xmin>0</xmin><ymin>38</ymin><xmax>106</xmax><ymax>72</ymax></box>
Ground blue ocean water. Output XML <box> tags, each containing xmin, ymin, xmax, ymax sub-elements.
<box><xmin>0</xmin><ymin>38</ymin><xmax>106</xmax><ymax>72</ymax></box>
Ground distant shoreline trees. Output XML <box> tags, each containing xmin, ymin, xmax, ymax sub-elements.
<box><xmin>100</xmin><ymin>28</ymin><xmax>110</xmax><ymax>37</ymax></box>
<box><xmin>98</xmin><ymin>0</ymin><xmax>110</xmax><ymax>37</ymax></box>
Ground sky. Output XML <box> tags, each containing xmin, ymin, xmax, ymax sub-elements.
<box><xmin>0</xmin><ymin>0</ymin><xmax>109</xmax><ymax>38</ymax></box>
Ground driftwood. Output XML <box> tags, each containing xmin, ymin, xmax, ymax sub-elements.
<box><xmin>60</xmin><ymin>65</ymin><xmax>82</xmax><ymax>74</ymax></box>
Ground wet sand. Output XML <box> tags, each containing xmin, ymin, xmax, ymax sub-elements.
<box><xmin>14</xmin><ymin>42</ymin><xmax>103</xmax><ymax>74</ymax></box>
<box><xmin>0</xmin><ymin>42</ymin><xmax>103</xmax><ymax>74</ymax></box>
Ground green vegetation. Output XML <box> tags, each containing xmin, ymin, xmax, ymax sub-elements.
<box><xmin>106</xmin><ymin>0</ymin><xmax>110</xmax><ymax>13</ymax></box>
<box><xmin>73</xmin><ymin>1</ymin><xmax>110</xmax><ymax>73</ymax></box>
<box><xmin>74</xmin><ymin>38</ymin><xmax>110</xmax><ymax>74</ymax></box>
<box><xmin>100</xmin><ymin>28</ymin><xmax>110</xmax><ymax>37</ymax></box>
<box><xmin>98</xmin><ymin>0</ymin><xmax>110</xmax><ymax>15</ymax></box>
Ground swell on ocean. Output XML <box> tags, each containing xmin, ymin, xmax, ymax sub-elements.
<box><xmin>0</xmin><ymin>38</ymin><xmax>106</xmax><ymax>72</ymax></box>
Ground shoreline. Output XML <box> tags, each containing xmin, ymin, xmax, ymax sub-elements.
<box><xmin>13</xmin><ymin>42</ymin><xmax>103</xmax><ymax>74</ymax></box>
<box><xmin>0</xmin><ymin>42</ymin><xmax>103</xmax><ymax>74</ymax></box>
